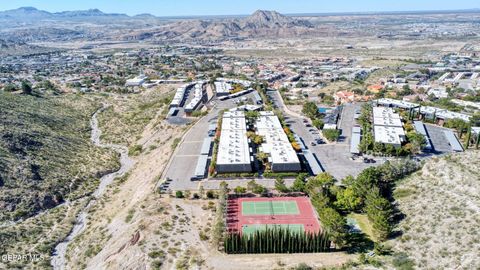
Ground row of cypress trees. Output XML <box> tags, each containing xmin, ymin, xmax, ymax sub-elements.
<box><xmin>224</xmin><ymin>228</ymin><xmax>331</xmax><ymax>254</ymax></box>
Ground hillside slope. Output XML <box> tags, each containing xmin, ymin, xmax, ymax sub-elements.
<box><xmin>391</xmin><ymin>151</ymin><xmax>480</xmax><ymax>269</ymax></box>
<box><xmin>0</xmin><ymin>92</ymin><xmax>118</xmax><ymax>222</ymax></box>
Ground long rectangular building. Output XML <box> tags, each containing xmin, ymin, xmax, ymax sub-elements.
<box><xmin>376</xmin><ymin>98</ymin><xmax>471</xmax><ymax>122</ymax></box>
<box><xmin>374</xmin><ymin>126</ymin><xmax>406</xmax><ymax>147</ymax></box>
<box><xmin>185</xmin><ymin>82</ymin><xmax>206</xmax><ymax>113</ymax></box>
<box><xmin>373</xmin><ymin>107</ymin><xmax>403</xmax><ymax>127</ymax></box>
<box><xmin>216</xmin><ymin>111</ymin><xmax>252</xmax><ymax>173</ymax></box>
<box><xmin>170</xmin><ymin>82</ymin><xmax>195</xmax><ymax>108</ymax></box>
<box><xmin>255</xmin><ymin>112</ymin><xmax>301</xmax><ymax>172</ymax></box>
<box><xmin>372</xmin><ymin>106</ymin><xmax>406</xmax><ymax>147</ymax></box>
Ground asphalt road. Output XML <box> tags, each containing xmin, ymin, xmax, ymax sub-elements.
<box><xmin>268</xmin><ymin>91</ymin><xmax>382</xmax><ymax>181</ymax></box>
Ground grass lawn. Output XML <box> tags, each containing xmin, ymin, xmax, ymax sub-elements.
<box><xmin>348</xmin><ymin>213</ymin><xmax>377</xmax><ymax>242</ymax></box>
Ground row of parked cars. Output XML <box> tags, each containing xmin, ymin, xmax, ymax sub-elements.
<box><xmin>303</xmin><ymin>119</ymin><xmax>325</xmax><ymax>146</ymax></box>
<box><xmin>159</xmin><ymin>178</ymin><xmax>173</xmax><ymax>193</ymax></box>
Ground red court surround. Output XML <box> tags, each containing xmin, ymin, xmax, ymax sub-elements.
<box><xmin>226</xmin><ymin>196</ymin><xmax>321</xmax><ymax>234</ymax></box>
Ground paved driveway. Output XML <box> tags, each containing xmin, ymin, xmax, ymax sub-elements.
<box><xmin>163</xmin><ymin>92</ymin><xmax>259</xmax><ymax>191</ymax></box>
<box><xmin>269</xmin><ymin>91</ymin><xmax>382</xmax><ymax>181</ymax></box>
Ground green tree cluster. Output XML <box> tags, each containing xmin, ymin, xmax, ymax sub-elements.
<box><xmin>334</xmin><ymin>160</ymin><xmax>419</xmax><ymax>241</ymax></box>
<box><xmin>322</xmin><ymin>129</ymin><xmax>341</xmax><ymax>142</ymax></box>
<box><xmin>302</xmin><ymin>101</ymin><xmax>320</xmax><ymax>119</ymax></box>
<box><xmin>247</xmin><ymin>180</ymin><xmax>267</xmax><ymax>195</ymax></box>
<box><xmin>274</xmin><ymin>178</ymin><xmax>289</xmax><ymax>193</ymax></box>
<box><xmin>224</xmin><ymin>228</ymin><xmax>330</xmax><ymax>254</ymax></box>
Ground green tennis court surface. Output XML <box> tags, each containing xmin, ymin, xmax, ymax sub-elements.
<box><xmin>242</xmin><ymin>201</ymin><xmax>300</xmax><ymax>216</ymax></box>
<box><xmin>242</xmin><ymin>224</ymin><xmax>305</xmax><ymax>235</ymax></box>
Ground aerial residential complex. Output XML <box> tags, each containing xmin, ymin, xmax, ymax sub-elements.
<box><xmin>215</xmin><ymin>110</ymin><xmax>301</xmax><ymax>174</ymax></box>
<box><xmin>255</xmin><ymin>112</ymin><xmax>301</xmax><ymax>172</ymax></box>
<box><xmin>216</xmin><ymin>111</ymin><xmax>252</xmax><ymax>173</ymax></box>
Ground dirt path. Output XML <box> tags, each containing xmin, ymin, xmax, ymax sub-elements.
<box><xmin>51</xmin><ymin>105</ymin><xmax>135</xmax><ymax>270</ymax></box>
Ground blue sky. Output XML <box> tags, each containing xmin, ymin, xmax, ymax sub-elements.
<box><xmin>1</xmin><ymin>0</ymin><xmax>479</xmax><ymax>16</ymax></box>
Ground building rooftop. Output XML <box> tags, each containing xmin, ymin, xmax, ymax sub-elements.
<box><xmin>214</xmin><ymin>81</ymin><xmax>232</xmax><ymax>95</ymax></box>
<box><xmin>193</xmin><ymin>155</ymin><xmax>209</xmax><ymax>179</ymax></box>
<box><xmin>374</xmin><ymin>125</ymin><xmax>406</xmax><ymax>145</ymax></box>
<box><xmin>222</xmin><ymin>116</ymin><xmax>247</xmax><ymax>131</ymax></box>
<box><xmin>350</xmin><ymin>132</ymin><xmax>361</xmax><ymax>154</ymax></box>
<box><xmin>217</xmin><ymin>112</ymin><xmax>251</xmax><ymax>166</ymax></box>
<box><xmin>376</xmin><ymin>98</ymin><xmax>471</xmax><ymax>122</ymax></box>
<box><xmin>256</xmin><ymin>113</ymin><xmax>300</xmax><ymax>166</ymax></box>
<box><xmin>376</xmin><ymin>98</ymin><xmax>419</xmax><ymax>109</ymax></box>
<box><xmin>444</xmin><ymin>130</ymin><xmax>464</xmax><ymax>152</ymax></box>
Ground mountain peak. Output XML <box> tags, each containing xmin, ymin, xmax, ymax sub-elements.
<box><xmin>17</xmin><ymin>7</ymin><xmax>39</xmax><ymax>11</ymax></box>
<box><xmin>248</xmin><ymin>10</ymin><xmax>286</xmax><ymax>22</ymax></box>
<box><xmin>243</xmin><ymin>10</ymin><xmax>313</xmax><ymax>29</ymax></box>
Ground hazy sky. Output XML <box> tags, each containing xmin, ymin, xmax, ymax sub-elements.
<box><xmin>0</xmin><ymin>0</ymin><xmax>479</xmax><ymax>16</ymax></box>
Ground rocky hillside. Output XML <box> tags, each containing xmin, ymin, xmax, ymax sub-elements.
<box><xmin>0</xmin><ymin>39</ymin><xmax>54</xmax><ymax>56</ymax></box>
<box><xmin>0</xmin><ymin>92</ymin><xmax>118</xmax><ymax>222</ymax></box>
<box><xmin>389</xmin><ymin>151</ymin><xmax>480</xmax><ymax>269</ymax></box>
<box><xmin>127</xmin><ymin>10</ymin><xmax>317</xmax><ymax>41</ymax></box>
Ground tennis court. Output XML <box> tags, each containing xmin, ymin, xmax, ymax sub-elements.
<box><xmin>242</xmin><ymin>224</ymin><xmax>304</xmax><ymax>235</ymax></box>
<box><xmin>226</xmin><ymin>197</ymin><xmax>321</xmax><ymax>235</ymax></box>
<box><xmin>241</xmin><ymin>201</ymin><xmax>300</xmax><ymax>216</ymax></box>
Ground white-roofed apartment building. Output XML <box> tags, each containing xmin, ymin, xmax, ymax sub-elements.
<box><xmin>372</xmin><ymin>107</ymin><xmax>406</xmax><ymax>147</ymax></box>
<box><xmin>216</xmin><ymin>111</ymin><xmax>253</xmax><ymax>173</ymax></box>
<box><xmin>255</xmin><ymin>111</ymin><xmax>301</xmax><ymax>172</ymax></box>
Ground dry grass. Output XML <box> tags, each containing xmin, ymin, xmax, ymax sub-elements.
<box><xmin>97</xmin><ymin>85</ymin><xmax>177</xmax><ymax>146</ymax></box>
<box><xmin>389</xmin><ymin>151</ymin><xmax>480</xmax><ymax>269</ymax></box>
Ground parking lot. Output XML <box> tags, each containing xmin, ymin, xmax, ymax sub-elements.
<box><xmin>337</xmin><ymin>103</ymin><xmax>361</xmax><ymax>145</ymax></box>
<box><xmin>268</xmin><ymin>91</ymin><xmax>382</xmax><ymax>181</ymax></box>
<box><xmin>163</xmin><ymin>92</ymin><xmax>260</xmax><ymax>191</ymax></box>
<box><xmin>163</xmin><ymin>90</ymin><xmax>385</xmax><ymax>191</ymax></box>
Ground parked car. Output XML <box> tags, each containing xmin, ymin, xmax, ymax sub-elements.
<box><xmin>316</xmin><ymin>139</ymin><xmax>324</xmax><ymax>144</ymax></box>
<box><xmin>305</xmin><ymin>124</ymin><xmax>312</xmax><ymax>127</ymax></box>
<box><xmin>310</xmin><ymin>142</ymin><xmax>316</xmax><ymax>146</ymax></box>
<box><xmin>303</xmin><ymin>119</ymin><xmax>309</xmax><ymax>123</ymax></box>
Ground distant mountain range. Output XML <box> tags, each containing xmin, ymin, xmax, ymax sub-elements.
<box><xmin>0</xmin><ymin>8</ymin><xmax>318</xmax><ymax>42</ymax></box>
<box><xmin>1</xmin><ymin>7</ymin><xmax>479</xmax><ymax>43</ymax></box>
<box><xmin>0</xmin><ymin>7</ymin><xmax>132</xmax><ymax>20</ymax></box>
<box><xmin>1</xmin><ymin>6</ymin><xmax>480</xmax><ymax>20</ymax></box>
<box><xmin>123</xmin><ymin>10</ymin><xmax>317</xmax><ymax>41</ymax></box>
